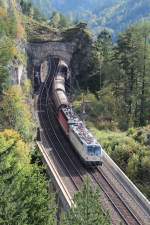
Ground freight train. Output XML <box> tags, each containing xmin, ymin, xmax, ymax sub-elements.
<box><xmin>52</xmin><ymin>60</ymin><xmax>103</xmax><ymax>166</ymax></box>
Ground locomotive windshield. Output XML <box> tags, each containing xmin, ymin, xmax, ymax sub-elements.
<box><xmin>87</xmin><ymin>146</ymin><xmax>101</xmax><ymax>156</ymax></box>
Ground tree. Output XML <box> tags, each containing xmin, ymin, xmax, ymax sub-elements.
<box><xmin>20</xmin><ymin>0</ymin><xmax>32</xmax><ymax>16</ymax></box>
<box><xmin>114</xmin><ymin>22</ymin><xmax>150</xmax><ymax>127</ymax></box>
<box><xmin>62</xmin><ymin>178</ymin><xmax>111</xmax><ymax>225</ymax></box>
<box><xmin>0</xmin><ymin>129</ymin><xmax>30</xmax><ymax>225</ymax></box>
<box><xmin>0</xmin><ymin>129</ymin><xmax>57</xmax><ymax>225</ymax></box>
<box><xmin>32</xmin><ymin>6</ymin><xmax>46</xmax><ymax>21</ymax></box>
<box><xmin>59</xmin><ymin>13</ymin><xmax>70</xmax><ymax>28</ymax></box>
<box><xmin>49</xmin><ymin>11</ymin><xmax>60</xmax><ymax>28</ymax></box>
<box><xmin>97</xmin><ymin>29</ymin><xmax>113</xmax><ymax>62</ymax></box>
<box><xmin>137</xmin><ymin>22</ymin><xmax>150</xmax><ymax>126</ymax></box>
<box><xmin>49</xmin><ymin>11</ymin><xmax>71</xmax><ymax>29</ymax></box>
<box><xmin>87</xmin><ymin>29</ymin><xmax>113</xmax><ymax>93</ymax></box>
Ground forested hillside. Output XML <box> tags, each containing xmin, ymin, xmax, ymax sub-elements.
<box><xmin>0</xmin><ymin>1</ymin><xmax>113</xmax><ymax>224</ymax></box>
<box><xmin>72</xmin><ymin>21</ymin><xmax>150</xmax><ymax>199</ymax></box>
<box><xmin>31</xmin><ymin>0</ymin><xmax>150</xmax><ymax>35</ymax></box>
<box><xmin>0</xmin><ymin>1</ymin><xmax>150</xmax><ymax>224</ymax></box>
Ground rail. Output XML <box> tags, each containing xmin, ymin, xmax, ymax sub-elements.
<box><xmin>103</xmin><ymin>151</ymin><xmax>150</xmax><ymax>215</ymax></box>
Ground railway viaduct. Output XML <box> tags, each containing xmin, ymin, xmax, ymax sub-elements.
<box><xmin>27</xmin><ymin>42</ymin><xmax>150</xmax><ymax>225</ymax></box>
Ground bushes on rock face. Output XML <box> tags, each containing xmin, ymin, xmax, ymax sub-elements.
<box><xmin>0</xmin><ymin>37</ymin><xmax>14</xmax><ymax>94</ymax></box>
<box><xmin>0</xmin><ymin>6</ymin><xmax>17</xmax><ymax>38</ymax></box>
<box><xmin>0</xmin><ymin>2</ymin><xmax>25</xmax><ymax>94</ymax></box>
<box><xmin>0</xmin><ymin>84</ymin><xmax>36</xmax><ymax>142</ymax></box>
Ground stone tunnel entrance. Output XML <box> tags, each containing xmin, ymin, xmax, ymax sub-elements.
<box><xmin>27</xmin><ymin>41</ymin><xmax>75</xmax><ymax>65</ymax></box>
<box><xmin>27</xmin><ymin>41</ymin><xmax>75</xmax><ymax>93</ymax></box>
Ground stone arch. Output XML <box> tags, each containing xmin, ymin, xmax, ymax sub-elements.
<box><xmin>27</xmin><ymin>41</ymin><xmax>75</xmax><ymax>88</ymax></box>
<box><xmin>27</xmin><ymin>41</ymin><xmax>75</xmax><ymax>66</ymax></box>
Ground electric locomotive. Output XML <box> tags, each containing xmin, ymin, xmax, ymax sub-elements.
<box><xmin>52</xmin><ymin>60</ymin><xmax>103</xmax><ymax>166</ymax></box>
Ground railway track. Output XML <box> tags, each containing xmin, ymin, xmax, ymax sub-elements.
<box><xmin>89</xmin><ymin>167</ymin><xmax>143</xmax><ymax>225</ymax></box>
<box><xmin>37</xmin><ymin>57</ymin><xmax>84</xmax><ymax>191</ymax></box>
<box><xmin>36</xmin><ymin>57</ymin><xmax>149</xmax><ymax>225</ymax></box>
<box><xmin>101</xmin><ymin>161</ymin><xmax>150</xmax><ymax>222</ymax></box>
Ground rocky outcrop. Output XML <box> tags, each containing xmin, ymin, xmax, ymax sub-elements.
<box><xmin>10</xmin><ymin>61</ymin><xmax>27</xmax><ymax>85</ymax></box>
<box><xmin>9</xmin><ymin>41</ymin><xmax>28</xmax><ymax>86</ymax></box>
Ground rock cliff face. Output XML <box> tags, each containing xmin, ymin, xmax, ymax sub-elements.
<box><xmin>10</xmin><ymin>40</ymin><xmax>27</xmax><ymax>85</ymax></box>
<box><xmin>10</xmin><ymin>61</ymin><xmax>27</xmax><ymax>85</ymax></box>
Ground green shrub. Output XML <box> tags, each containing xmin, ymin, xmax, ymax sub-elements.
<box><xmin>127</xmin><ymin>125</ymin><xmax>150</xmax><ymax>146</ymax></box>
<box><xmin>89</xmin><ymin>126</ymin><xmax>150</xmax><ymax>199</ymax></box>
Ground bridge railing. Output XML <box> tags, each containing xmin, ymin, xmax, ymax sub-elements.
<box><xmin>103</xmin><ymin>150</ymin><xmax>150</xmax><ymax>214</ymax></box>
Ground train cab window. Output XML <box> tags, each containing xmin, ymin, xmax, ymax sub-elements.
<box><xmin>87</xmin><ymin>146</ymin><xmax>95</xmax><ymax>156</ymax></box>
<box><xmin>87</xmin><ymin>146</ymin><xmax>101</xmax><ymax>156</ymax></box>
<box><xmin>94</xmin><ymin>146</ymin><xmax>101</xmax><ymax>156</ymax></box>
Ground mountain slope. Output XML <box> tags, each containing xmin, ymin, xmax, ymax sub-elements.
<box><xmin>98</xmin><ymin>0</ymin><xmax>150</xmax><ymax>33</ymax></box>
<box><xmin>31</xmin><ymin>0</ymin><xmax>150</xmax><ymax>34</ymax></box>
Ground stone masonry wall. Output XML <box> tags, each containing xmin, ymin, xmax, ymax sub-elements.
<box><xmin>27</xmin><ymin>42</ymin><xmax>75</xmax><ymax>65</ymax></box>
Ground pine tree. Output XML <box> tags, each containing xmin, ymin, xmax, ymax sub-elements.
<box><xmin>62</xmin><ymin>178</ymin><xmax>111</xmax><ymax>225</ymax></box>
<box><xmin>0</xmin><ymin>129</ymin><xmax>57</xmax><ymax>225</ymax></box>
<box><xmin>87</xmin><ymin>29</ymin><xmax>113</xmax><ymax>93</ymax></box>
<box><xmin>20</xmin><ymin>0</ymin><xmax>32</xmax><ymax>16</ymax></box>
<box><xmin>49</xmin><ymin>11</ymin><xmax>61</xmax><ymax>28</ymax></box>
<box><xmin>115</xmin><ymin>22</ymin><xmax>150</xmax><ymax>127</ymax></box>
